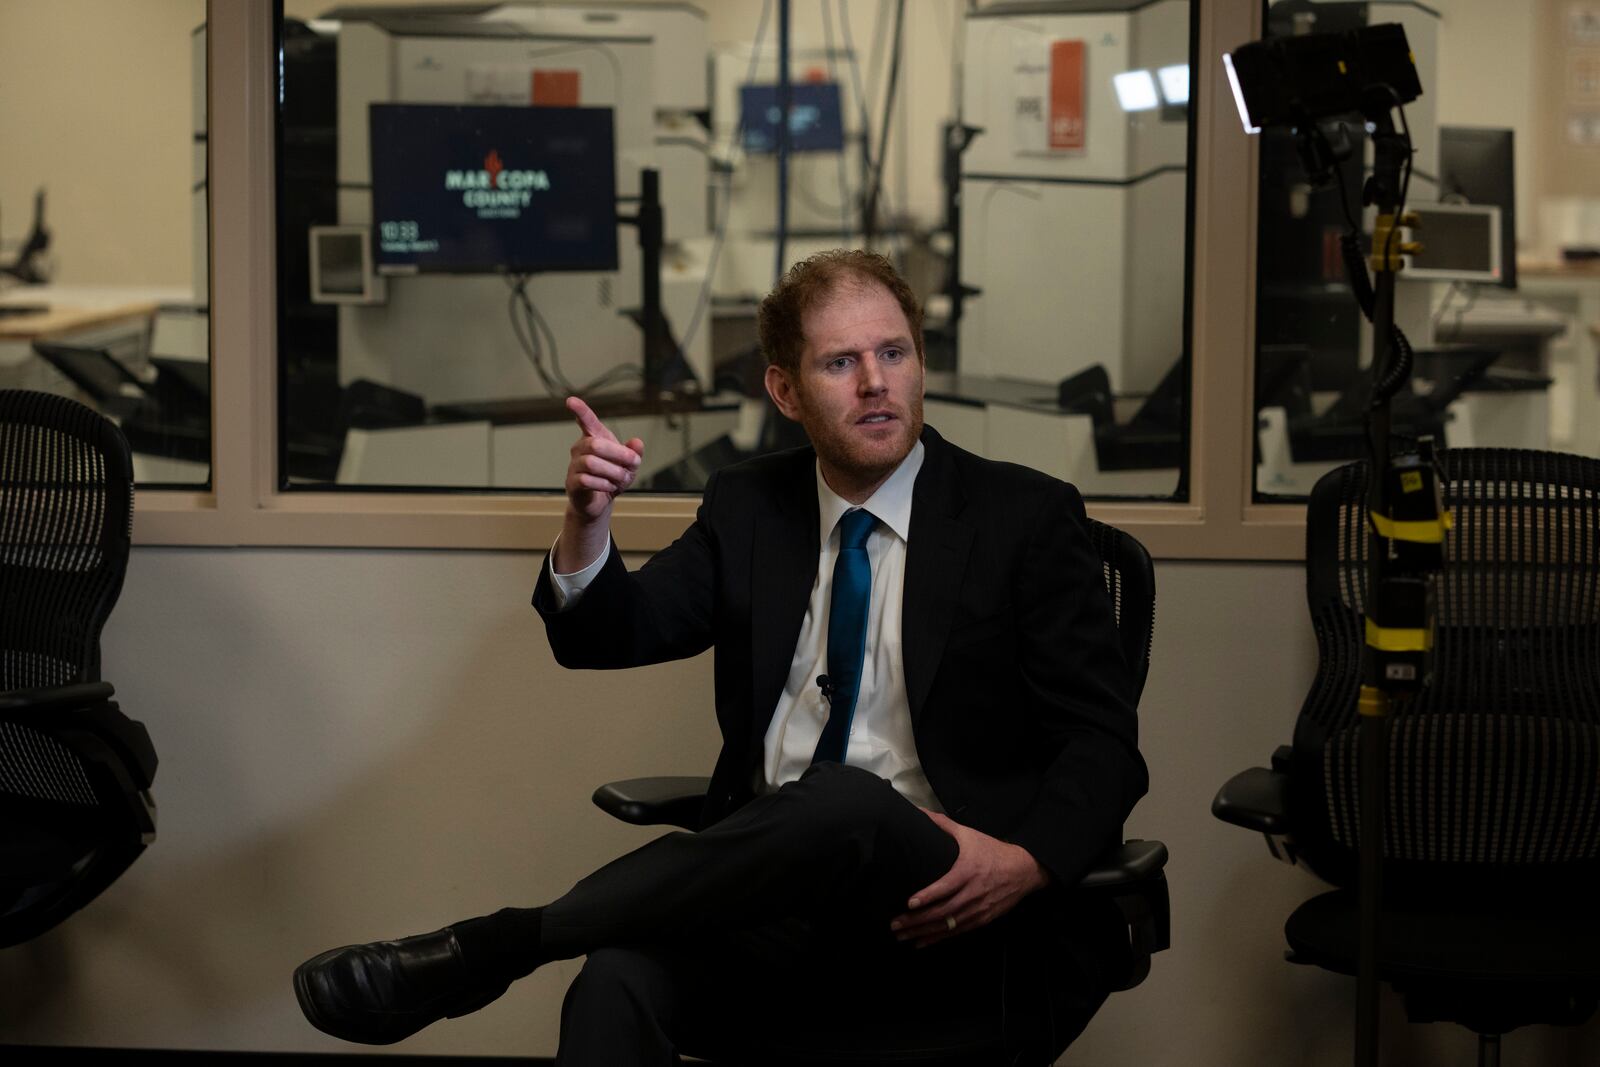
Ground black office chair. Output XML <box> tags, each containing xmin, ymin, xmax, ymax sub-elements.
<box><xmin>594</xmin><ymin>517</ymin><xmax>1170</xmax><ymax>1065</ymax></box>
<box><xmin>0</xmin><ymin>389</ymin><xmax>158</xmax><ymax>947</ymax></box>
<box><xmin>1214</xmin><ymin>448</ymin><xmax>1600</xmax><ymax>1066</ymax></box>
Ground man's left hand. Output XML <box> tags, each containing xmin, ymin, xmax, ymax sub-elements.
<box><xmin>890</xmin><ymin>810</ymin><xmax>1050</xmax><ymax>948</ymax></box>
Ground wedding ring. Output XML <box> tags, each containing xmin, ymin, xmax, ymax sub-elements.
<box><xmin>945</xmin><ymin>916</ymin><xmax>958</xmax><ymax>931</ymax></box>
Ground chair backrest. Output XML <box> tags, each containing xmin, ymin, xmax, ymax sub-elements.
<box><xmin>0</xmin><ymin>390</ymin><xmax>153</xmax><ymax>948</ymax></box>
<box><xmin>0</xmin><ymin>389</ymin><xmax>134</xmax><ymax>689</ymax></box>
<box><xmin>1083</xmin><ymin>517</ymin><xmax>1156</xmax><ymax>704</ymax></box>
<box><xmin>1295</xmin><ymin>448</ymin><xmax>1600</xmax><ymax>887</ymax></box>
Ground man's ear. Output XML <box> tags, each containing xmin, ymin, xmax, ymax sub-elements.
<box><xmin>765</xmin><ymin>364</ymin><xmax>802</xmax><ymax>421</ymax></box>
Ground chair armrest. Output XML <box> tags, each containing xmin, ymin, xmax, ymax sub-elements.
<box><xmin>593</xmin><ymin>776</ymin><xmax>710</xmax><ymax>830</ymax></box>
<box><xmin>1077</xmin><ymin>839</ymin><xmax>1171</xmax><ymax>989</ymax></box>
<box><xmin>0</xmin><ymin>681</ymin><xmax>115</xmax><ymax>715</ymax></box>
<box><xmin>1212</xmin><ymin>766</ymin><xmax>1292</xmax><ymax>834</ymax></box>
<box><xmin>1078</xmin><ymin>838</ymin><xmax>1167</xmax><ymax>890</ymax></box>
<box><xmin>0</xmin><ymin>683</ymin><xmax>156</xmax><ymax>792</ymax></box>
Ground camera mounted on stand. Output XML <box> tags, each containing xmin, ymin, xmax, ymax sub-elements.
<box><xmin>1225</xmin><ymin>21</ymin><xmax>1453</xmax><ymax>1066</ymax></box>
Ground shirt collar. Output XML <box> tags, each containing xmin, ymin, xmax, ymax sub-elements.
<box><xmin>815</xmin><ymin>438</ymin><xmax>925</xmax><ymax>546</ymax></box>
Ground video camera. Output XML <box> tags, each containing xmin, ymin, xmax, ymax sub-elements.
<box><xmin>1223</xmin><ymin>22</ymin><xmax>1421</xmax><ymax>133</ymax></box>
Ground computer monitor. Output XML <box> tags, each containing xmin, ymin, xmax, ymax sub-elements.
<box><xmin>739</xmin><ymin>82</ymin><xmax>845</xmax><ymax>154</ymax></box>
<box><xmin>368</xmin><ymin>103</ymin><xmax>619</xmax><ymax>275</ymax></box>
<box><xmin>1438</xmin><ymin>126</ymin><xmax>1516</xmax><ymax>289</ymax></box>
<box><xmin>309</xmin><ymin>225</ymin><xmax>386</xmax><ymax>304</ymax></box>
<box><xmin>1403</xmin><ymin>202</ymin><xmax>1502</xmax><ymax>285</ymax></box>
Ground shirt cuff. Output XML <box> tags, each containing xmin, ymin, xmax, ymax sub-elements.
<box><xmin>547</xmin><ymin>536</ymin><xmax>610</xmax><ymax>611</ymax></box>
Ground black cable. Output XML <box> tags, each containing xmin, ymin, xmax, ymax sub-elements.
<box><xmin>1370</xmin><ymin>99</ymin><xmax>1415</xmax><ymax>407</ymax></box>
<box><xmin>775</xmin><ymin>0</ymin><xmax>791</xmax><ymax>285</ymax></box>
<box><xmin>521</xmin><ymin>286</ymin><xmax>577</xmax><ymax>395</ymax></box>
<box><xmin>838</xmin><ymin>0</ymin><xmax>899</xmax><ymax>254</ymax></box>
<box><xmin>505</xmin><ymin>273</ymin><xmax>644</xmax><ymax>397</ymax></box>
<box><xmin>677</xmin><ymin>0</ymin><xmax>774</xmax><ymax>360</ymax></box>
<box><xmin>1326</xmin><ymin>132</ymin><xmax>1364</xmax><ymax>235</ymax></box>
<box><xmin>863</xmin><ymin>0</ymin><xmax>906</xmax><ymax>248</ymax></box>
<box><xmin>1381</xmin><ymin>94</ymin><xmax>1414</xmax><ymax>284</ymax></box>
<box><xmin>819</xmin><ymin>0</ymin><xmax>852</xmax><ymax>241</ymax></box>
<box><xmin>1328</xmin><ymin>99</ymin><xmax>1416</xmax><ymax>413</ymax></box>
<box><xmin>505</xmin><ymin>274</ymin><xmax>563</xmax><ymax>396</ymax></box>
<box><xmin>1432</xmin><ymin>280</ymin><xmax>1479</xmax><ymax>342</ymax></box>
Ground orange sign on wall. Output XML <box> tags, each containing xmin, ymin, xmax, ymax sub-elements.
<box><xmin>531</xmin><ymin>69</ymin><xmax>581</xmax><ymax>106</ymax></box>
<box><xmin>1049</xmin><ymin>40</ymin><xmax>1086</xmax><ymax>151</ymax></box>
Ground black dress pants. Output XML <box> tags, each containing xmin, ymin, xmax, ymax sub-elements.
<box><xmin>540</xmin><ymin>763</ymin><xmax>1115</xmax><ymax>1065</ymax></box>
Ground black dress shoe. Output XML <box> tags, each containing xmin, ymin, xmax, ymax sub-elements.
<box><xmin>293</xmin><ymin>926</ymin><xmax>510</xmax><ymax>1045</ymax></box>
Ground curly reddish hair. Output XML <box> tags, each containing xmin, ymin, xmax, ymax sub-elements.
<box><xmin>757</xmin><ymin>249</ymin><xmax>925</xmax><ymax>375</ymax></box>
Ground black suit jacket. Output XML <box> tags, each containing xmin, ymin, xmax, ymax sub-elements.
<box><xmin>534</xmin><ymin>425</ymin><xmax>1147</xmax><ymax>888</ymax></box>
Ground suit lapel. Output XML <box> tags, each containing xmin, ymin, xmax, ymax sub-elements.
<box><xmin>749</xmin><ymin>454</ymin><xmax>820</xmax><ymax>750</ymax></box>
<box><xmin>903</xmin><ymin>429</ymin><xmax>972</xmax><ymax>721</ymax></box>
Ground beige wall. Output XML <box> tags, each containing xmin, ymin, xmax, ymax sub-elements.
<box><xmin>1537</xmin><ymin>0</ymin><xmax>1600</xmax><ymax>202</ymax></box>
<box><xmin>1434</xmin><ymin>0</ymin><xmax>1540</xmax><ymax>249</ymax></box>
<box><xmin>0</xmin><ymin>0</ymin><xmax>203</xmax><ymax>287</ymax></box>
<box><xmin>2</xmin><ymin>547</ymin><xmax>1598</xmax><ymax>1063</ymax></box>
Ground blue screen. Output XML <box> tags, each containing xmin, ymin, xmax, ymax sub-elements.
<box><xmin>739</xmin><ymin>83</ymin><xmax>845</xmax><ymax>154</ymax></box>
<box><xmin>369</xmin><ymin>103</ymin><xmax>618</xmax><ymax>274</ymax></box>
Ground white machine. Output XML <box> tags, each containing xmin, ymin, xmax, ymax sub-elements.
<box><xmin>706</xmin><ymin>42</ymin><xmax>870</xmax><ymax>300</ymax></box>
<box><xmin>483</xmin><ymin>2</ymin><xmax>712</xmax><ymax>241</ymax></box>
<box><xmin>957</xmin><ymin>0</ymin><xmax>1190</xmax><ymax>397</ymax></box>
<box><xmin>941</xmin><ymin>0</ymin><xmax>1190</xmax><ymax>497</ymax></box>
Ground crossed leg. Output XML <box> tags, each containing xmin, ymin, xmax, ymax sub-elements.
<box><xmin>296</xmin><ymin>762</ymin><xmax>1111</xmax><ymax>1058</ymax></box>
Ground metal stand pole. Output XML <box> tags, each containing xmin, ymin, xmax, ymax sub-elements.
<box><xmin>618</xmin><ymin>168</ymin><xmax>665</xmax><ymax>395</ymax></box>
<box><xmin>636</xmin><ymin>168</ymin><xmax>664</xmax><ymax>394</ymax></box>
<box><xmin>1355</xmin><ymin>263</ymin><xmax>1398</xmax><ymax>1067</ymax></box>
<box><xmin>774</xmin><ymin>0</ymin><xmax>790</xmax><ymax>284</ymax></box>
<box><xmin>1350</xmin><ymin>109</ymin><xmax>1416</xmax><ymax>1067</ymax></box>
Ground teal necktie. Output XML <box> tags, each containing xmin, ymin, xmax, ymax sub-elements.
<box><xmin>812</xmin><ymin>508</ymin><xmax>876</xmax><ymax>765</ymax></box>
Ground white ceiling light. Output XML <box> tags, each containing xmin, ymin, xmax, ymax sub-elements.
<box><xmin>1157</xmin><ymin>64</ymin><xmax>1190</xmax><ymax>106</ymax></box>
<box><xmin>1113</xmin><ymin>70</ymin><xmax>1160</xmax><ymax>112</ymax></box>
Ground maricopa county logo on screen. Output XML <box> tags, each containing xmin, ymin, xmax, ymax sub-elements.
<box><xmin>444</xmin><ymin>149</ymin><xmax>551</xmax><ymax>219</ymax></box>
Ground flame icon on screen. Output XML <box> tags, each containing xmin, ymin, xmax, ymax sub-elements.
<box><xmin>484</xmin><ymin>149</ymin><xmax>504</xmax><ymax>189</ymax></box>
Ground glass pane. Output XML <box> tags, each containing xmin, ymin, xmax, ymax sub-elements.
<box><xmin>1253</xmin><ymin>0</ymin><xmax>1600</xmax><ymax>501</ymax></box>
<box><xmin>953</xmin><ymin>0</ymin><xmax>1193</xmax><ymax>500</ymax></box>
<box><xmin>277</xmin><ymin>1</ymin><xmax>1193</xmax><ymax>499</ymax></box>
<box><xmin>0</xmin><ymin>2</ymin><xmax>211</xmax><ymax>488</ymax></box>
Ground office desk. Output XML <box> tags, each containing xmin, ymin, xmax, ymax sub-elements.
<box><xmin>0</xmin><ymin>301</ymin><xmax>159</xmax><ymax>343</ymax></box>
<box><xmin>430</xmin><ymin>390</ymin><xmax>718</xmax><ymax>427</ymax></box>
<box><xmin>338</xmin><ymin>391</ymin><xmax>743</xmax><ymax>489</ymax></box>
<box><xmin>0</xmin><ymin>288</ymin><xmax>169</xmax><ymax>395</ymax></box>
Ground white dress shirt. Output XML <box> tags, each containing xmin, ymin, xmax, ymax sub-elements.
<box><xmin>546</xmin><ymin>440</ymin><xmax>940</xmax><ymax>811</ymax></box>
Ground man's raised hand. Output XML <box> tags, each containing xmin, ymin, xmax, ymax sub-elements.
<box><xmin>555</xmin><ymin>397</ymin><xmax>643</xmax><ymax>574</ymax></box>
<box><xmin>564</xmin><ymin>396</ymin><xmax>644</xmax><ymax>519</ymax></box>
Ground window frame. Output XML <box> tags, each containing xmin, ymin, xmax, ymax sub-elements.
<box><xmin>134</xmin><ymin>0</ymin><xmax>1301</xmax><ymax>561</ymax></box>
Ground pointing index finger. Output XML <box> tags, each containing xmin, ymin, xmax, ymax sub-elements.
<box><xmin>566</xmin><ymin>395</ymin><xmax>617</xmax><ymax>442</ymax></box>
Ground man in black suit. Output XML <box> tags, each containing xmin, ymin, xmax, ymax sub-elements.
<box><xmin>295</xmin><ymin>250</ymin><xmax>1148</xmax><ymax>1063</ymax></box>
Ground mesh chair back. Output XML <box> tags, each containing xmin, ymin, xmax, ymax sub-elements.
<box><xmin>0</xmin><ymin>390</ymin><xmax>151</xmax><ymax>947</ymax></box>
<box><xmin>1084</xmin><ymin>517</ymin><xmax>1156</xmax><ymax>704</ymax></box>
<box><xmin>1296</xmin><ymin>448</ymin><xmax>1600</xmax><ymax>887</ymax></box>
<box><xmin>0</xmin><ymin>389</ymin><xmax>134</xmax><ymax>689</ymax></box>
